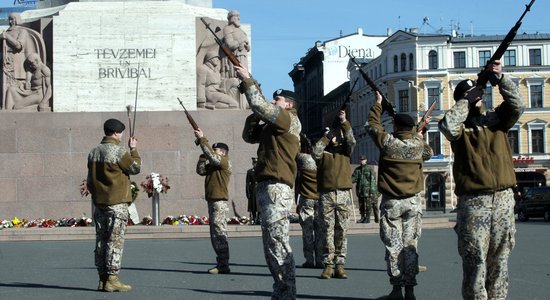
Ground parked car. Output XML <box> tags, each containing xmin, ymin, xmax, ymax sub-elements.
<box><xmin>516</xmin><ymin>186</ymin><xmax>550</xmax><ymax>222</ymax></box>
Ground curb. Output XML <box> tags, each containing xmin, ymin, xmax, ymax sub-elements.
<box><xmin>0</xmin><ymin>217</ymin><xmax>455</xmax><ymax>241</ymax></box>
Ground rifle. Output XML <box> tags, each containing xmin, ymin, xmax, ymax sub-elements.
<box><xmin>131</xmin><ymin>62</ymin><xmax>140</xmax><ymax>137</ymax></box>
<box><xmin>177</xmin><ymin>98</ymin><xmax>199</xmax><ymax>131</ymax></box>
<box><xmin>200</xmin><ymin>17</ymin><xmax>241</xmax><ymax>68</ymax></box>
<box><xmin>299</xmin><ymin>132</ymin><xmax>313</xmax><ymax>154</ymax></box>
<box><xmin>126</xmin><ymin>105</ymin><xmax>134</xmax><ymax>137</ymax></box>
<box><xmin>330</xmin><ymin>78</ymin><xmax>359</xmax><ymax>131</ymax></box>
<box><xmin>417</xmin><ymin>101</ymin><xmax>437</xmax><ymax>133</ymax></box>
<box><xmin>342</xmin><ymin>77</ymin><xmax>359</xmax><ymax>111</ymax></box>
<box><xmin>477</xmin><ymin>0</ymin><xmax>535</xmax><ymax>87</ymax></box>
<box><xmin>350</xmin><ymin>56</ymin><xmax>395</xmax><ymax>117</ymax></box>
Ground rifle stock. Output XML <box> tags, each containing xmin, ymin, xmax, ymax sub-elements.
<box><xmin>477</xmin><ymin>0</ymin><xmax>535</xmax><ymax>87</ymax></box>
<box><xmin>349</xmin><ymin>56</ymin><xmax>395</xmax><ymax>116</ymax></box>
<box><xmin>417</xmin><ymin>101</ymin><xmax>437</xmax><ymax>133</ymax></box>
<box><xmin>200</xmin><ymin>17</ymin><xmax>242</xmax><ymax>68</ymax></box>
<box><xmin>177</xmin><ymin>98</ymin><xmax>199</xmax><ymax>131</ymax></box>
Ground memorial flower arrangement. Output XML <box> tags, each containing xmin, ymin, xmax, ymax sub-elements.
<box><xmin>0</xmin><ymin>216</ymin><xmax>92</xmax><ymax>229</ymax></box>
<box><xmin>80</xmin><ymin>179</ymin><xmax>90</xmax><ymax>197</ymax></box>
<box><xmin>130</xmin><ymin>181</ymin><xmax>139</xmax><ymax>201</ymax></box>
<box><xmin>140</xmin><ymin>172</ymin><xmax>171</xmax><ymax>197</ymax></box>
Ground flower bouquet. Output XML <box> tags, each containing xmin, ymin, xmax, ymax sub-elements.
<box><xmin>140</xmin><ymin>173</ymin><xmax>170</xmax><ymax>197</ymax></box>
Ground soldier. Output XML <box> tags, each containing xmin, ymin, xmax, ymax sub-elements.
<box><xmin>87</xmin><ymin>118</ymin><xmax>141</xmax><ymax>292</ymax></box>
<box><xmin>235</xmin><ymin>65</ymin><xmax>301</xmax><ymax>300</ymax></box>
<box><xmin>439</xmin><ymin>60</ymin><xmax>523</xmax><ymax>300</ymax></box>
<box><xmin>194</xmin><ymin>128</ymin><xmax>232</xmax><ymax>274</ymax></box>
<box><xmin>351</xmin><ymin>155</ymin><xmax>379</xmax><ymax>223</ymax></box>
<box><xmin>246</xmin><ymin>157</ymin><xmax>259</xmax><ymax>224</ymax></box>
<box><xmin>296</xmin><ymin>134</ymin><xmax>323</xmax><ymax>269</ymax></box>
<box><xmin>367</xmin><ymin>93</ymin><xmax>433</xmax><ymax>300</ymax></box>
<box><xmin>312</xmin><ymin>110</ymin><xmax>356</xmax><ymax>280</ymax></box>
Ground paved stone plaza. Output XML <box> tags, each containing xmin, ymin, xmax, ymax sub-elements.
<box><xmin>0</xmin><ymin>221</ymin><xmax>547</xmax><ymax>299</ymax></box>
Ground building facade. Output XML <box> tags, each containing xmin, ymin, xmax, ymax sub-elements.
<box><xmin>349</xmin><ymin>30</ymin><xmax>550</xmax><ymax>210</ymax></box>
<box><xmin>289</xmin><ymin>28</ymin><xmax>387</xmax><ymax>140</ymax></box>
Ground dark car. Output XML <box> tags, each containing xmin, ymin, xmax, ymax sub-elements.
<box><xmin>516</xmin><ymin>186</ymin><xmax>550</xmax><ymax>222</ymax></box>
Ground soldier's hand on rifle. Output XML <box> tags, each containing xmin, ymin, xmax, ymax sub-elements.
<box><xmin>486</xmin><ymin>60</ymin><xmax>503</xmax><ymax>81</ymax></box>
<box><xmin>234</xmin><ymin>65</ymin><xmax>250</xmax><ymax>80</ymax></box>
<box><xmin>194</xmin><ymin>128</ymin><xmax>204</xmax><ymax>139</ymax></box>
<box><xmin>375</xmin><ymin>91</ymin><xmax>383</xmax><ymax>104</ymax></box>
<box><xmin>128</xmin><ymin>136</ymin><xmax>138</xmax><ymax>150</ymax></box>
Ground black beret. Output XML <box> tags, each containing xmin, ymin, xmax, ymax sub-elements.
<box><xmin>273</xmin><ymin>89</ymin><xmax>299</xmax><ymax>111</ymax></box>
<box><xmin>359</xmin><ymin>155</ymin><xmax>367</xmax><ymax>161</ymax></box>
<box><xmin>104</xmin><ymin>118</ymin><xmax>126</xmax><ymax>134</ymax></box>
<box><xmin>212</xmin><ymin>142</ymin><xmax>229</xmax><ymax>152</ymax></box>
<box><xmin>453</xmin><ymin>79</ymin><xmax>476</xmax><ymax>101</ymax></box>
<box><xmin>394</xmin><ymin>114</ymin><xmax>415</xmax><ymax>128</ymax></box>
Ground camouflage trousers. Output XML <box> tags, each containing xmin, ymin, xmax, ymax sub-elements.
<box><xmin>455</xmin><ymin>188</ymin><xmax>516</xmax><ymax>300</ymax></box>
<box><xmin>297</xmin><ymin>197</ymin><xmax>324</xmax><ymax>266</ymax></box>
<box><xmin>257</xmin><ymin>180</ymin><xmax>296</xmax><ymax>300</ymax></box>
<box><xmin>358</xmin><ymin>194</ymin><xmax>379</xmax><ymax>221</ymax></box>
<box><xmin>379</xmin><ymin>193</ymin><xmax>422</xmax><ymax>286</ymax></box>
<box><xmin>94</xmin><ymin>202</ymin><xmax>129</xmax><ymax>276</ymax></box>
<box><xmin>208</xmin><ymin>200</ymin><xmax>230</xmax><ymax>267</ymax></box>
<box><xmin>320</xmin><ymin>189</ymin><xmax>352</xmax><ymax>266</ymax></box>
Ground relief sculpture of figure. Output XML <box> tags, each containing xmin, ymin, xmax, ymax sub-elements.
<box><xmin>197</xmin><ymin>50</ymin><xmax>239</xmax><ymax>110</ymax></box>
<box><xmin>221</xmin><ymin>10</ymin><xmax>249</xmax><ymax>79</ymax></box>
<box><xmin>0</xmin><ymin>12</ymin><xmax>47</xmax><ymax>110</ymax></box>
<box><xmin>3</xmin><ymin>53</ymin><xmax>51</xmax><ymax>111</ymax></box>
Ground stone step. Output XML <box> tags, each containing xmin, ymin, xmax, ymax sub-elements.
<box><xmin>0</xmin><ymin>217</ymin><xmax>455</xmax><ymax>241</ymax></box>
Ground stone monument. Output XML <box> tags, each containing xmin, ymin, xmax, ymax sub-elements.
<box><xmin>0</xmin><ymin>12</ymin><xmax>49</xmax><ymax>111</ymax></box>
<box><xmin>36</xmin><ymin>0</ymin><xmax>252</xmax><ymax>112</ymax></box>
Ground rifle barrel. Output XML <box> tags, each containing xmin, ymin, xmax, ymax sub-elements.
<box><xmin>200</xmin><ymin>17</ymin><xmax>242</xmax><ymax>68</ymax></box>
<box><xmin>349</xmin><ymin>56</ymin><xmax>395</xmax><ymax>116</ymax></box>
<box><xmin>132</xmin><ymin>62</ymin><xmax>140</xmax><ymax>137</ymax></box>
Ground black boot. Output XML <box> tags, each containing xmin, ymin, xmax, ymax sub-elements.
<box><xmin>387</xmin><ymin>285</ymin><xmax>403</xmax><ymax>300</ymax></box>
<box><xmin>364</xmin><ymin>210</ymin><xmax>371</xmax><ymax>223</ymax></box>
<box><xmin>404</xmin><ymin>285</ymin><xmax>416</xmax><ymax>300</ymax></box>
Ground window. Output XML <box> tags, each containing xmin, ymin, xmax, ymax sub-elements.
<box><xmin>531</xmin><ymin>129</ymin><xmax>544</xmax><ymax>153</ymax></box>
<box><xmin>482</xmin><ymin>85</ymin><xmax>493</xmax><ymax>109</ymax></box>
<box><xmin>529</xmin><ymin>49</ymin><xmax>541</xmax><ymax>66</ymax></box>
<box><xmin>428</xmin><ymin>131</ymin><xmax>441</xmax><ymax>156</ymax></box>
<box><xmin>398</xmin><ymin>90</ymin><xmax>409</xmax><ymax>112</ymax></box>
<box><xmin>508</xmin><ymin>130</ymin><xmax>519</xmax><ymax>154</ymax></box>
<box><xmin>504</xmin><ymin>49</ymin><xmax>516</xmax><ymax>66</ymax></box>
<box><xmin>393</xmin><ymin>55</ymin><xmax>398</xmax><ymax>72</ymax></box>
<box><xmin>409</xmin><ymin>53</ymin><xmax>414</xmax><ymax>70</ymax></box>
<box><xmin>453</xmin><ymin>51</ymin><xmax>466</xmax><ymax>68</ymax></box>
<box><xmin>479</xmin><ymin>50</ymin><xmax>491</xmax><ymax>67</ymax></box>
<box><xmin>378</xmin><ymin>64</ymin><xmax>382</xmax><ymax>77</ymax></box>
<box><xmin>401</xmin><ymin>53</ymin><xmax>407</xmax><ymax>72</ymax></box>
<box><xmin>530</xmin><ymin>84</ymin><xmax>543</xmax><ymax>108</ymax></box>
<box><xmin>427</xmin><ymin>87</ymin><xmax>440</xmax><ymax>110</ymax></box>
<box><xmin>428</xmin><ymin>50</ymin><xmax>438</xmax><ymax>69</ymax></box>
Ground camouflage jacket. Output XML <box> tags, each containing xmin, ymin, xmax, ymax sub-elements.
<box><xmin>87</xmin><ymin>136</ymin><xmax>141</xmax><ymax>206</ymax></box>
<box><xmin>241</xmin><ymin>78</ymin><xmax>301</xmax><ymax>188</ymax></box>
<box><xmin>312</xmin><ymin>120</ymin><xmax>356</xmax><ymax>192</ymax></box>
<box><xmin>296</xmin><ymin>153</ymin><xmax>319</xmax><ymax>200</ymax></box>
<box><xmin>196</xmin><ymin>136</ymin><xmax>232</xmax><ymax>201</ymax></box>
<box><xmin>366</xmin><ymin>102</ymin><xmax>433</xmax><ymax>198</ymax></box>
<box><xmin>438</xmin><ymin>74</ymin><xmax>524</xmax><ymax>195</ymax></box>
<box><xmin>351</xmin><ymin>164</ymin><xmax>377</xmax><ymax>197</ymax></box>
